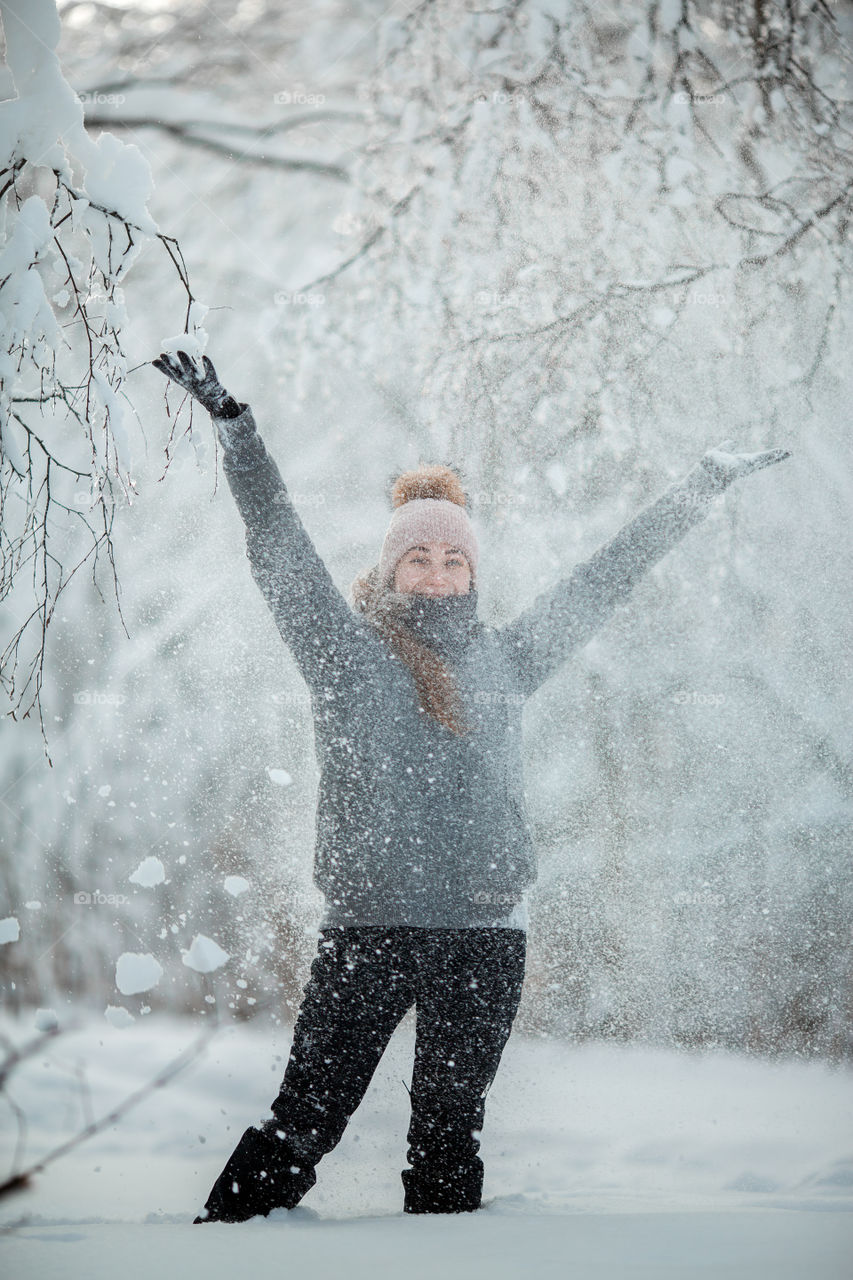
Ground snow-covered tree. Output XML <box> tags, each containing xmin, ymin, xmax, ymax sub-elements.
<box><xmin>0</xmin><ymin>0</ymin><xmax>198</xmax><ymax>742</ymax></box>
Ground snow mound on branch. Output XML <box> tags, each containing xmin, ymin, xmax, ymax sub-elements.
<box><xmin>0</xmin><ymin>0</ymin><xmax>156</xmax><ymax>232</ymax></box>
<box><xmin>0</xmin><ymin>0</ymin><xmax>164</xmax><ymax>477</ymax></box>
<box><xmin>160</xmin><ymin>301</ymin><xmax>210</xmax><ymax>366</ymax></box>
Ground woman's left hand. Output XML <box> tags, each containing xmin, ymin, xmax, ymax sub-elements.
<box><xmin>700</xmin><ymin>439</ymin><xmax>793</xmax><ymax>490</ymax></box>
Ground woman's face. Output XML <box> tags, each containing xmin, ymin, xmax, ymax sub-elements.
<box><xmin>393</xmin><ymin>541</ymin><xmax>472</xmax><ymax>595</ymax></box>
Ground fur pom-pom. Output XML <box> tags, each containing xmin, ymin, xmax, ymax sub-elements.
<box><xmin>390</xmin><ymin>463</ymin><xmax>467</xmax><ymax>509</ymax></box>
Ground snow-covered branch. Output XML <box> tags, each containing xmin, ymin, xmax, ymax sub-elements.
<box><xmin>0</xmin><ymin>1016</ymin><xmax>216</xmax><ymax>1203</ymax></box>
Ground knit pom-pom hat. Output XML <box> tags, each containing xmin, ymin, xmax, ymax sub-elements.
<box><xmin>377</xmin><ymin>463</ymin><xmax>479</xmax><ymax>590</ymax></box>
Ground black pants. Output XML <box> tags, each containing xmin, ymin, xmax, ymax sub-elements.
<box><xmin>197</xmin><ymin>925</ymin><xmax>526</xmax><ymax>1220</ymax></box>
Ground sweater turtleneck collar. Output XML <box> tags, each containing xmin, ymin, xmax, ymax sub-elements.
<box><xmin>390</xmin><ymin>587</ymin><xmax>479</xmax><ymax>661</ymax></box>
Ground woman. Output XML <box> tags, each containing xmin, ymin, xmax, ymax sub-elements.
<box><xmin>152</xmin><ymin>351</ymin><xmax>791</xmax><ymax>1221</ymax></box>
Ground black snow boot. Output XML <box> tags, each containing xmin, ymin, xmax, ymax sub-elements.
<box><xmin>194</xmin><ymin>1122</ymin><xmax>316</xmax><ymax>1223</ymax></box>
<box><xmin>401</xmin><ymin>1161</ymin><xmax>484</xmax><ymax>1214</ymax></box>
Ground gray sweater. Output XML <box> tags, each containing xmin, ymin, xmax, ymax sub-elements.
<box><xmin>220</xmin><ymin>408</ymin><xmax>728</xmax><ymax>930</ymax></box>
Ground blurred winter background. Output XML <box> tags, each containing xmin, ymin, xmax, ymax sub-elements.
<box><xmin>1</xmin><ymin>0</ymin><xmax>851</xmax><ymax>1069</ymax></box>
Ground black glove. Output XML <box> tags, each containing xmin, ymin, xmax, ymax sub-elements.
<box><xmin>152</xmin><ymin>351</ymin><xmax>242</xmax><ymax>419</ymax></box>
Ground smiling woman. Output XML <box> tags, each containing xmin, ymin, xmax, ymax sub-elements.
<box><xmin>376</xmin><ymin>463</ymin><xmax>477</xmax><ymax>597</ymax></box>
<box><xmin>349</xmin><ymin>466</ymin><xmax>481</xmax><ymax>737</ymax></box>
<box><xmin>393</xmin><ymin>542</ymin><xmax>471</xmax><ymax>595</ymax></box>
<box><xmin>151</xmin><ymin>348</ymin><xmax>792</xmax><ymax>1224</ymax></box>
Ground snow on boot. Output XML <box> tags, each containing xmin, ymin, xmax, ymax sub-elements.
<box><xmin>401</xmin><ymin>1161</ymin><xmax>484</xmax><ymax>1214</ymax></box>
<box><xmin>193</xmin><ymin>1123</ymin><xmax>316</xmax><ymax>1223</ymax></box>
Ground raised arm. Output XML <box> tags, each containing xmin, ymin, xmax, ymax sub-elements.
<box><xmin>498</xmin><ymin>439</ymin><xmax>792</xmax><ymax>699</ymax></box>
<box><xmin>152</xmin><ymin>351</ymin><xmax>372</xmax><ymax>698</ymax></box>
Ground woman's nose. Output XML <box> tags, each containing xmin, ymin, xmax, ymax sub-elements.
<box><xmin>420</xmin><ymin>570</ymin><xmax>450</xmax><ymax>593</ymax></box>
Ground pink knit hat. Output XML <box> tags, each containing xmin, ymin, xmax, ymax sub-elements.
<box><xmin>377</xmin><ymin>465</ymin><xmax>479</xmax><ymax>589</ymax></box>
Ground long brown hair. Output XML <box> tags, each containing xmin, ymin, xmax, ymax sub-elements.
<box><xmin>350</xmin><ymin>565</ymin><xmax>472</xmax><ymax>736</ymax></box>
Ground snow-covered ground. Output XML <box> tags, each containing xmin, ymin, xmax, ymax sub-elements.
<box><xmin>1</xmin><ymin>1010</ymin><xmax>851</xmax><ymax>1277</ymax></box>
